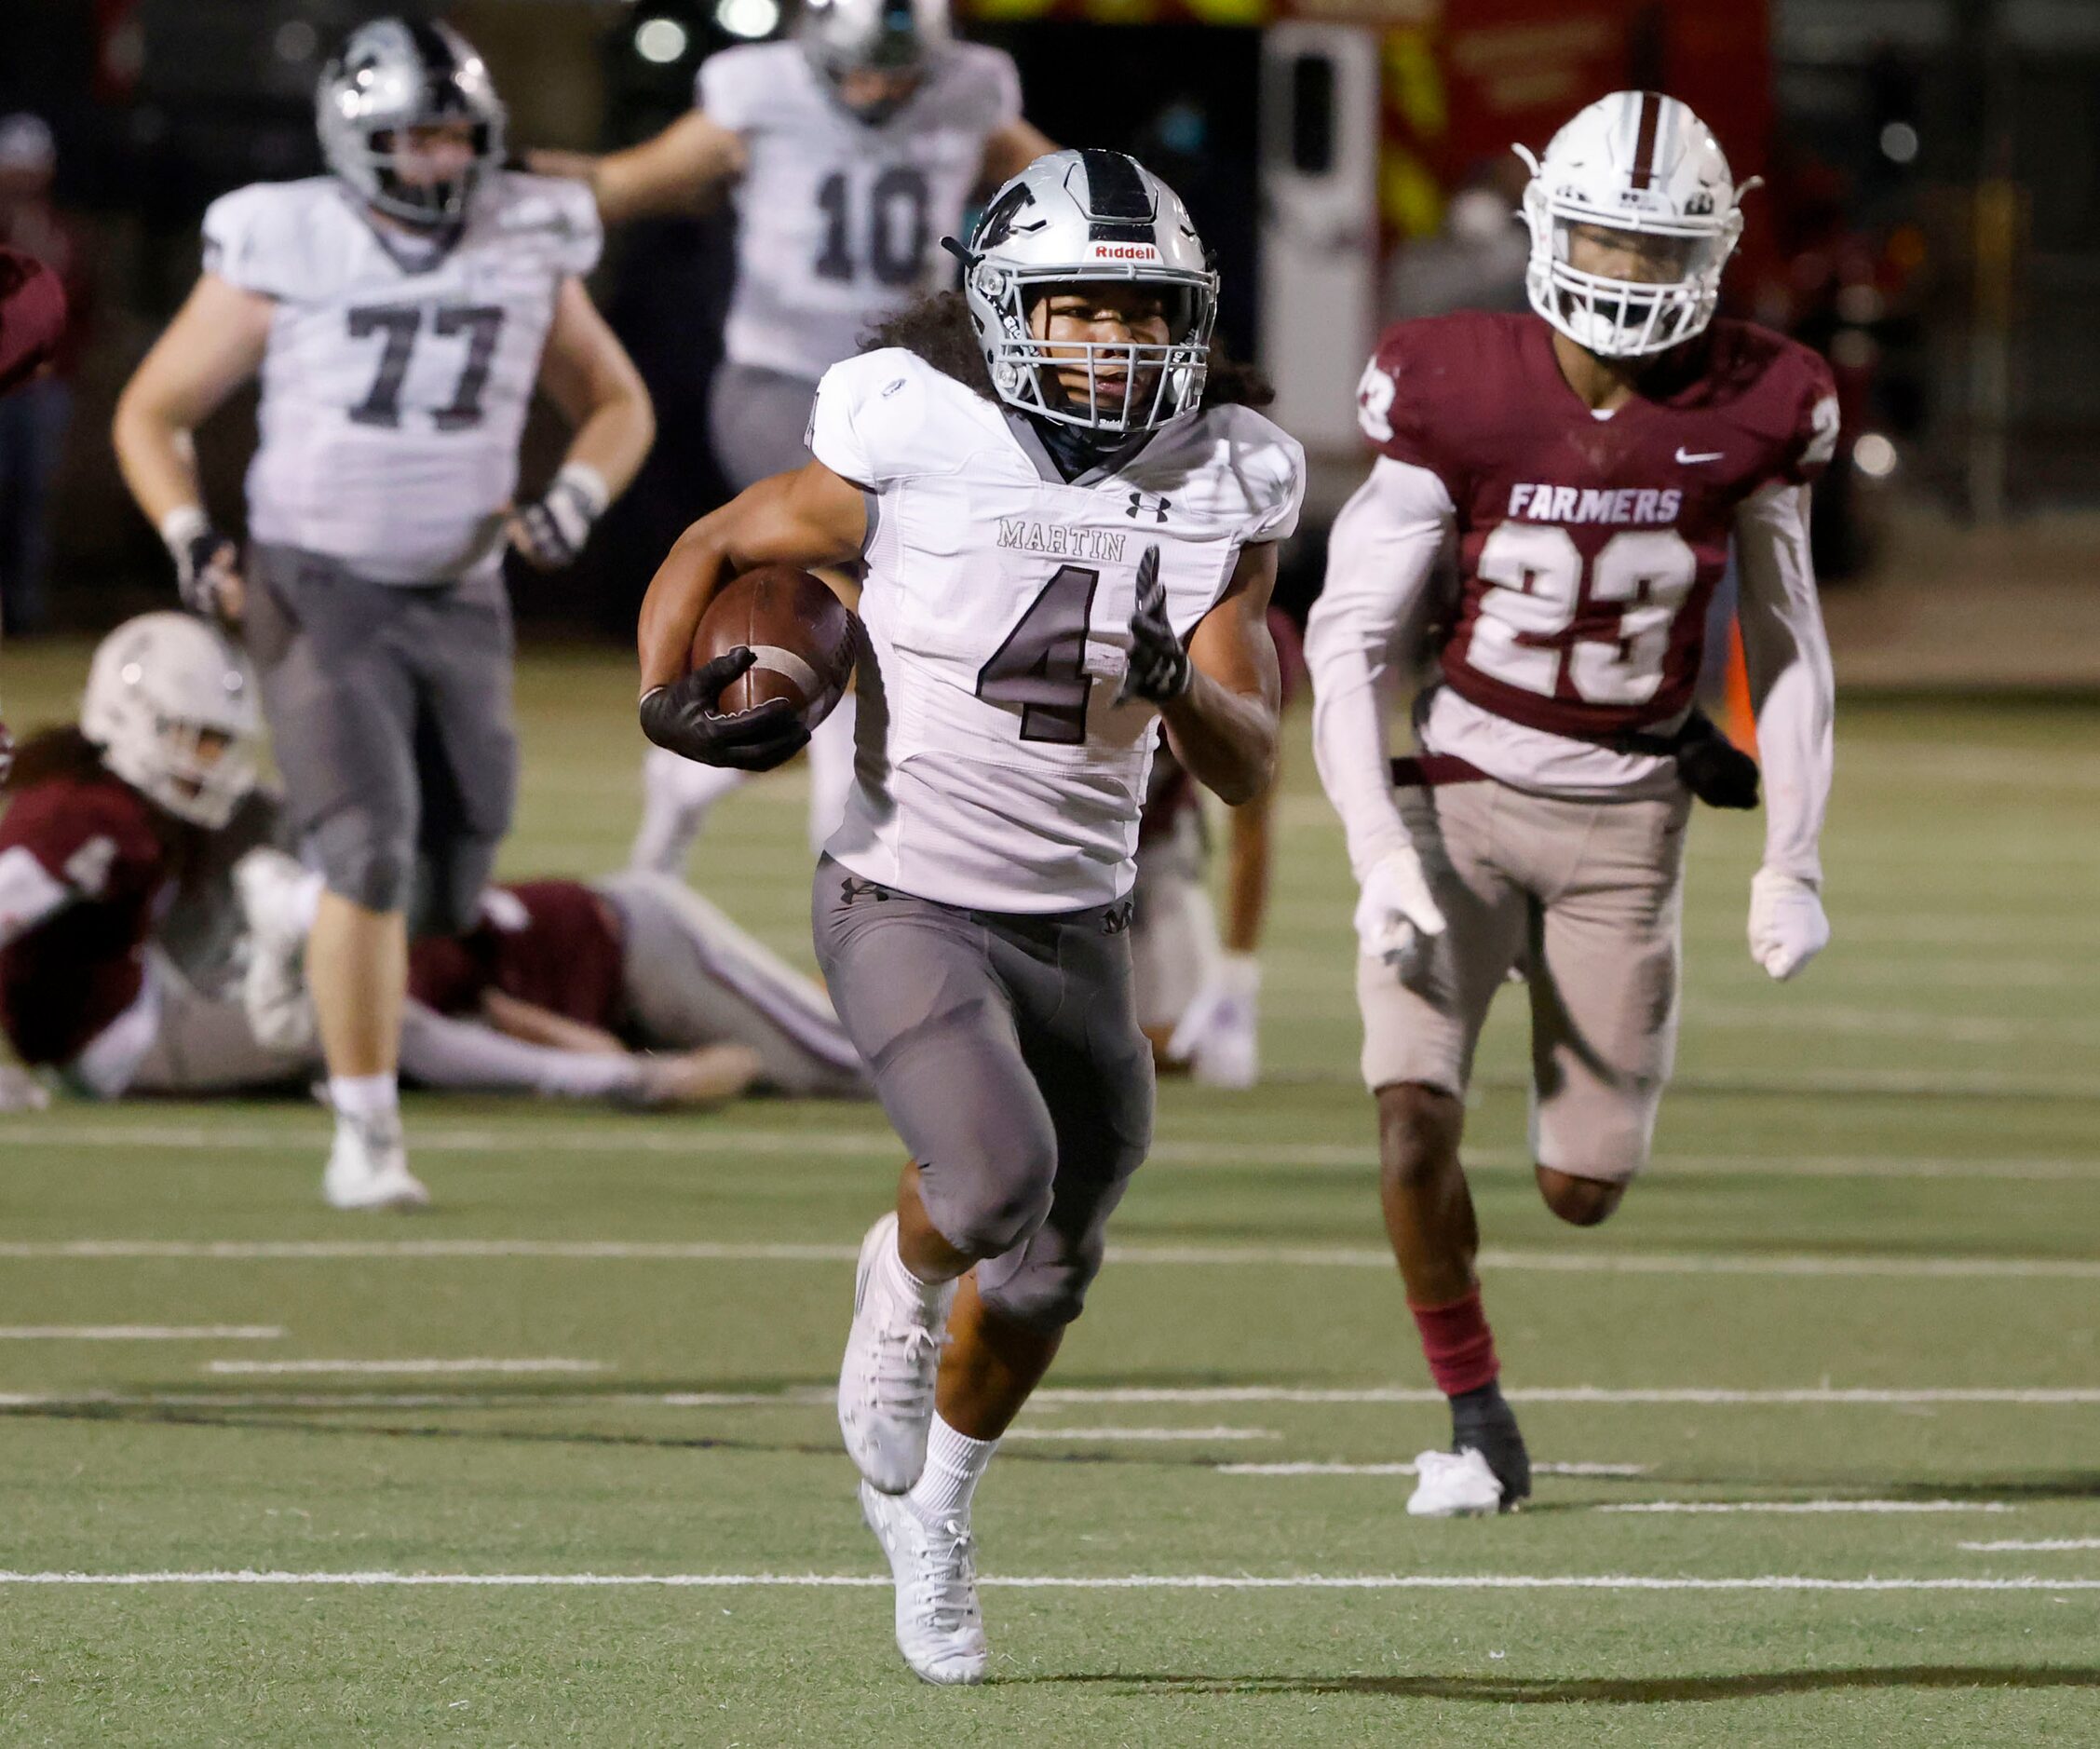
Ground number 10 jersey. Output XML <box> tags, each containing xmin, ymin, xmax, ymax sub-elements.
<box><xmin>810</xmin><ymin>348</ymin><xmax>1304</xmax><ymax>914</ymax></box>
<box><xmin>203</xmin><ymin>172</ymin><xmax>602</xmax><ymax>583</ymax></box>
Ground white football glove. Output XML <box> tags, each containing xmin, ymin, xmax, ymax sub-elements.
<box><xmin>1354</xmin><ymin>845</ymin><xmax>1446</xmax><ymax>968</ymax></box>
<box><xmin>508</xmin><ymin>462</ymin><xmax>609</xmax><ymax>572</ymax></box>
<box><xmin>1168</xmin><ymin>951</ymin><xmax>1261</xmax><ymax>1090</ymax></box>
<box><xmin>1748</xmin><ymin>867</ymin><xmax>1830</xmax><ymax>982</ymax></box>
<box><xmin>234</xmin><ymin>848</ymin><xmax>322</xmax><ymax>1052</ymax></box>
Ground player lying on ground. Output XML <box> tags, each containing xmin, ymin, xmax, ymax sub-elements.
<box><xmin>238</xmin><ymin>858</ymin><xmax>871</xmax><ymax>1104</ymax></box>
<box><xmin>634</xmin><ymin>149</ymin><xmax>1303</xmax><ymax>1683</ymax></box>
<box><xmin>1305</xmin><ymin>90</ymin><xmax>1836</xmax><ymax>1517</ymax></box>
<box><xmin>112</xmin><ymin>19</ymin><xmax>655</xmax><ymax>1210</ymax></box>
<box><xmin>1131</xmin><ymin>608</ymin><xmax>1304</xmax><ymax>1087</ymax></box>
<box><xmin>0</xmin><ymin>620</ymin><xmax>815</xmax><ymax>1112</ymax></box>
<box><xmin>530</xmin><ymin>0</ymin><xmax>1051</xmax><ymax>877</ymax></box>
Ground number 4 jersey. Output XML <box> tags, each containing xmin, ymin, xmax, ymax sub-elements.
<box><xmin>810</xmin><ymin>348</ymin><xmax>1304</xmax><ymax>914</ymax></box>
<box><xmin>1359</xmin><ymin>310</ymin><xmax>1836</xmax><ymax>755</ymax></box>
<box><xmin>202</xmin><ymin>172</ymin><xmax>602</xmax><ymax>583</ymax></box>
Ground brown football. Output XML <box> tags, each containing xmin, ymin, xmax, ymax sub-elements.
<box><xmin>692</xmin><ymin>564</ymin><xmax>858</xmax><ymax>729</ymax></box>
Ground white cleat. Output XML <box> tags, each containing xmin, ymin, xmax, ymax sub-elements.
<box><xmin>321</xmin><ymin>1110</ymin><xmax>430</xmax><ymax>1213</ymax></box>
<box><xmin>860</xmin><ymin>1480</ymin><xmax>989</xmax><ymax>1686</ymax></box>
<box><xmin>838</xmin><ymin>1212</ymin><xmax>953</xmax><ymax>1494</ymax></box>
<box><xmin>1407</xmin><ymin>1447</ymin><xmax>1506</xmax><ymax>1518</ymax></box>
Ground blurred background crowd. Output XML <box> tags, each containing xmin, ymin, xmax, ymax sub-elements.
<box><xmin>2</xmin><ymin>0</ymin><xmax>2094</xmax><ymax>677</ymax></box>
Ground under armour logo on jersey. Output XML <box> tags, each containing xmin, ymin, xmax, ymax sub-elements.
<box><xmin>1126</xmin><ymin>492</ymin><xmax>1172</xmax><ymax>523</ymax></box>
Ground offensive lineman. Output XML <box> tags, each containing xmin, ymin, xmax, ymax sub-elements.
<box><xmin>1305</xmin><ymin>92</ymin><xmax>1837</xmax><ymax>1514</ymax></box>
<box><xmin>532</xmin><ymin>0</ymin><xmax>1052</xmax><ymax>874</ymax></box>
<box><xmin>113</xmin><ymin>20</ymin><xmax>656</xmax><ymax>1209</ymax></box>
<box><xmin>635</xmin><ymin>150</ymin><xmax>1302</xmax><ymax>1681</ymax></box>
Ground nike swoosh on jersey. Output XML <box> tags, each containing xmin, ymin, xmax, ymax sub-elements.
<box><xmin>1675</xmin><ymin>447</ymin><xmax>1727</xmax><ymax>464</ymax></box>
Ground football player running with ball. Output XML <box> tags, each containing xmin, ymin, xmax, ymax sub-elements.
<box><xmin>534</xmin><ymin>0</ymin><xmax>1051</xmax><ymax>875</ymax></box>
<box><xmin>1305</xmin><ymin>92</ymin><xmax>1837</xmax><ymax>1516</ymax></box>
<box><xmin>636</xmin><ymin>150</ymin><xmax>1301</xmax><ymax>1682</ymax></box>
<box><xmin>113</xmin><ymin>20</ymin><xmax>655</xmax><ymax>1210</ymax></box>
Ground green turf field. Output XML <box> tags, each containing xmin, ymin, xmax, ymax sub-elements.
<box><xmin>3</xmin><ymin>640</ymin><xmax>2096</xmax><ymax>1745</ymax></box>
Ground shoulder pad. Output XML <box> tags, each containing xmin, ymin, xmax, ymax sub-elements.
<box><xmin>487</xmin><ymin>172</ymin><xmax>603</xmax><ymax>278</ymax></box>
<box><xmin>201</xmin><ymin>180</ymin><xmax>334</xmax><ymax>300</ymax></box>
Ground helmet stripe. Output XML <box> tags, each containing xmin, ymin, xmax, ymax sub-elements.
<box><xmin>405</xmin><ymin>19</ymin><xmax>466</xmax><ymax>116</ymax></box>
<box><xmin>1077</xmin><ymin>148</ymin><xmax>1157</xmax><ymax>243</ymax></box>
<box><xmin>1630</xmin><ymin>89</ymin><xmax>1660</xmax><ymax>190</ymax></box>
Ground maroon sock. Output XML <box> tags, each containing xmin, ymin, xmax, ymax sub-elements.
<box><xmin>1409</xmin><ymin>1287</ymin><xmax>1500</xmax><ymax>1397</ymax></box>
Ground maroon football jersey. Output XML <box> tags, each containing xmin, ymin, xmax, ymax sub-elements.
<box><xmin>0</xmin><ymin>773</ymin><xmax>169</xmax><ymax>1064</ymax></box>
<box><xmin>408</xmin><ymin>880</ymin><xmax>627</xmax><ymax>1031</ymax></box>
<box><xmin>1357</xmin><ymin>311</ymin><xmax>1836</xmax><ymax>739</ymax></box>
<box><xmin>0</xmin><ymin>247</ymin><xmax>67</xmax><ymax>396</ymax></box>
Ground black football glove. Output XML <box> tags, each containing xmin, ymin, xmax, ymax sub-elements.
<box><xmin>1118</xmin><ymin>545</ymin><xmax>1191</xmax><ymax>706</ymax></box>
<box><xmin>639</xmin><ymin>647</ymin><xmax>811</xmax><ymax>773</ymax></box>
<box><xmin>167</xmin><ymin>519</ymin><xmax>241</xmax><ymax>620</ymax></box>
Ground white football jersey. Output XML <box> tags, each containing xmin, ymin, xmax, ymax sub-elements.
<box><xmin>810</xmin><ymin>349</ymin><xmax>1304</xmax><ymax>913</ymax></box>
<box><xmin>699</xmin><ymin>42</ymin><xmax>1019</xmax><ymax>383</ymax></box>
<box><xmin>203</xmin><ymin>172</ymin><xmax>602</xmax><ymax>584</ymax></box>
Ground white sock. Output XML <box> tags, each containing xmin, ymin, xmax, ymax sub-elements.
<box><xmin>881</xmin><ymin>1227</ymin><xmax>951</xmax><ymax>1319</ymax></box>
<box><xmin>907</xmin><ymin>1413</ymin><xmax>997</xmax><ymax>1528</ymax></box>
<box><xmin>329</xmin><ymin>1072</ymin><xmax>399</xmax><ymax>1124</ymax></box>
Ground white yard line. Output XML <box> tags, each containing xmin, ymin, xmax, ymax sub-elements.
<box><xmin>4</xmin><ymin>1121</ymin><xmax>2094</xmax><ymax>1183</ymax></box>
<box><xmin>203</xmin><ymin>1359</ymin><xmax>605</xmax><ymax>1376</ymax></box>
<box><xmin>1599</xmin><ymin>1500</ymin><xmax>2013</xmax><ymax>1515</ymax></box>
<box><xmin>1003</xmin><ymin>1426</ymin><xmax>1277</xmax><ymax>1443</ymax></box>
<box><xmin>7</xmin><ymin>1237</ymin><xmax>2100</xmax><ymax>1281</ymax></box>
<box><xmin>0</xmin><ymin>1570</ymin><xmax>2094</xmax><ymax>1593</ymax></box>
<box><xmin>6</xmin><ymin>1385</ymin><xmax>2097</xmax><ymax>1412</ymax></box>
<box><xmin>1216</xmin><ymin>1462</ymin><xmax>1651</xmax><ymax>1478</ymax></box>
<box><xmin>0</xmin><ymin>1325</ymin><xmax>283</xmax><ymax>1341</ymax></box>
<box><xmin>1960</xmin><ymin>1540</ymin><xmax>2100</xmax><ymax>1552</ymax></box>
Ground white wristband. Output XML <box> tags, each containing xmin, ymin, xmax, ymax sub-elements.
<box><xmin>552</xmin><ymin>461</ymin><xmax>610</xmax><ymax>520</ymax></box>
<box><xmin>158</xmin><ymin>504</ymin><xmax>210</xmax><ymax>553</ymax></box>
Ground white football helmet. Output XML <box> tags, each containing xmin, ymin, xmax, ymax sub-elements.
<box><xmin>799</xmin><ymin>0</ymin><xmax>948</xmax><ymax>121</ymax></box>
<box><xmin>316</xmin><ymin>18</ymin><xmax>507</xmax><ymax>227</ymax></box>
<box><xmin>81</xmin><ymin>613</ymin><xmax>262</xmax><ymax>830</ymax></box>
<box><xmin>1517</xmin><ymin>91</ymin><xmax>1753</xmax><ymax>358</ymax></box>
<box><xmin>954</xmin><ymin>148</ymin><xmax>1218</xmax><ymax>434</ymax></box>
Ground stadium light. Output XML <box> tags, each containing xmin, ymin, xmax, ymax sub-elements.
<box><xmin>717</xmin><ymin>0</ymin><xmax>780</xmax><ymax>38</ymax></box>
<box><xmin>633</xmin><ymin>17</ymin><xmax>691</xmax><ymax>62</ymax></box>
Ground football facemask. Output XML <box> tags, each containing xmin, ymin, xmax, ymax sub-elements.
<box><xmin>1518</xmin><ymin>90</ymin><xmax>1751</xmax><ymax>359</ymax></box>
<box><xmin>953</xmin><ymin>149</ymin><xmax>1218</xmax><ymax>435</ymax></box>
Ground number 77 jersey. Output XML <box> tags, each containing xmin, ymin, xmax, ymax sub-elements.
<box><xmin>809</xmin><ymin>347</ymin><xmax>1304</xmax><ymax>915</ymax></box>
<box><xmin>1357</xmin><ymin>310</ymin><xmax>1836</xmax><ymax>739</ymax></box>
<box><xmin>201</xmin><ymin>171</ymin><xmax>602</xmax><ymax>584</ymax></box>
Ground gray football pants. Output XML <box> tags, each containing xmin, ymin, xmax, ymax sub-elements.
<box><xmin>707</xmin><ymin>361</ymin><xmax>822</xmax><ymax>492</ymax></box>
<box><xmin>245</xmin><ymin>544</ymin><xmax>517</xmax><ymax>935</ymax></box>
<box><xmin>811</xmin><ymin>856</ymin><xmax>1155</xmax><ymax>1331</ymax></box>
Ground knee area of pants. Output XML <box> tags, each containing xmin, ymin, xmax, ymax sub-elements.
<box><xmin>312</xmin><ymin>822</ymin><xmax>413</xmax><ymax>914</ymax></box>
<box><xmin>938</xmin><ymin>1177</ymin><xmax>1056</xmax><ymax>1262</ymax></box>
<box><xmin>976</xmin><ymin>1268</ymin><xmax>1090</xmax><ymax>1335</ymax></box>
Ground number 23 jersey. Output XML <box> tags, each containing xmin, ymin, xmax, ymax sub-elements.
<box><xmin>203</xmin><ymin>172</ymin><xmax>602</xmax><ymax>583</ymax></box>
<box><xmin>811</xmin><ymin>348</ymin><xmax>1304</xmax><ymax>914</ymax></box>
<box><xmin>1359</xmin><ymin>310</ymin><xmax>1836</xmax><ymax>742</ymax></box>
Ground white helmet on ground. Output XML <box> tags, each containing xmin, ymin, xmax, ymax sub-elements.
<box><xmin>952</xmin><ymin>148</ymin><xmax>1218</xmax><ymax>435</ymax></box>
<box><xmin>1517</xmin><ymin>90</ymin><xmax>1753</xmax><ymax>359</ymax></box>
<box><xmin>81</xmin><ymin>613</ymin><xmax>262</xmax><ymax>830</ymax></box>
<box><xmin>316</xmin><ymin>18</ymin><xmax>507</xmax><ymax>227</ymax></box>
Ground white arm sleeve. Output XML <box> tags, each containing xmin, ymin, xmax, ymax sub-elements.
<box><xmin>1735</xmin><ymin>481</ymin><xmax>1835</xmax><ymax>885</ymax></box>
<box><xmin>0</xmin><ymin>845</ymin><xmax>71</xmax><ymax>951</ymax></box>
<box><xmin>397</xmin><ymin>1001</ymin><xmax>641</xmax><ymax>1101</ymax></box>
<box><xmin>1304</xmin><ymin>457</ymin><xmax>1456</xmax><ymax>880</ymax></box>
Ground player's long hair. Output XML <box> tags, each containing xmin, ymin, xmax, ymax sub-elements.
<box><xmin>2</xmin><ymin>725</ymin><xmax>105</xmax><ymax>795</ymax></box>
<box><xmin>863</xmin><ymin>291</ymin><xmax>1275</xmax><ymax>411</ymax></box>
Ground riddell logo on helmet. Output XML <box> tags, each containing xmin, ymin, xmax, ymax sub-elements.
<box><xmin>1086</xmin><ymin>242</ymin><xmax>1159</xmax><ymax>262</ymax></box>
